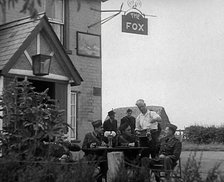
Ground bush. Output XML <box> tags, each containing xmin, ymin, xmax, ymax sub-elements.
<box><xmin>0</xmin><ymin>78</ymin><xmax>70</xmax><ymax>161</ymax></box>
<box><xmin>0</xmin><ymin>159</ymin><xmax>96</xmax><ymax>182</ymax></box>
<box><xmin>182</xmin><ymin>151</ymin><xmax>224</xmax><ymax>182</ymax></box>
<box><xmin>185</xmin><ymin>125</ymin><xmax>224</xmax><ymax>144</ymax></box>
<box><xmin>0</xmin><ymin>151</ymin><xmax>224</xmax><ymax>182</ymax></box>
<box><xmin>182</xmin><ymin>152</ymin><xmax>203</xmax><ymax>182</ymax></box>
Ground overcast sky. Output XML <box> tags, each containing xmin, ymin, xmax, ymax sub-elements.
<box><xmin>101</xmin><ymin>0</ymin><xmax>224</xmax><ymax>129</ymax></box>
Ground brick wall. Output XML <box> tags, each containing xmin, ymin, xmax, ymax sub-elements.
<box><xmin>0</xmin><ymin>0</ymin><xmax>102</xmax><ymax>144</ymax></box>
<box><xmin>67</xmin><ymin>0</ymin><xmax>102</xmax><ymax>143</ymax></box>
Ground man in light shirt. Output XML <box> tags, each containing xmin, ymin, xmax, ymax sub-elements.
<box><xmin>135</xmin><ymin>99</ymin><xmax>162</xmax><ymax>158</ymax></box>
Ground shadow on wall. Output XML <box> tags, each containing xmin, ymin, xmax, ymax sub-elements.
<box><xmin>104</xmin><ymin>106</ymin><xmax>170</xmax><ymax>130</ymax></box>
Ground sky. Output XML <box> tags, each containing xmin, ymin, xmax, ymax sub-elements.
<box><xmin>101</xmin><ymin>0</ymin><xmax>224</xmax><ymax>129</ymax></box>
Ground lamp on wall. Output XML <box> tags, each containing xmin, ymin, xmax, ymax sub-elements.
<box><xmin>32</xmin><ymin>54</ymin><xmax>51</xmax><ymax>76</ymax></box>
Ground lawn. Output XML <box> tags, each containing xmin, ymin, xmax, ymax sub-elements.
<box><xmin>181</xmin><ymin>151</ymin><xmax>224</xmax><ymax>179</ymax></box>
<box><xmin>180</xmin><ymin>142</ymin><xmax>224</xmax><ymax>179</ymax></box>
<box><xmin>182</xmin><ymin>141</ymin><xmax>224</xmax><ymax>151</ymax></box>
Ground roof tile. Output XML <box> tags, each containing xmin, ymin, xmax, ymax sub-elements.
<box><xmin>0</xmin><ymin>17</ymin><xmax>40</xmax><ymax>70</ymax></box>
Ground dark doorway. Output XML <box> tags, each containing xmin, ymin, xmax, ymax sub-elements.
<box><xmin>15</xmin><ymin>78</ymin><xmax>55</xmax><ymax>99</ymax></box>
<box><xmin>30</xmin><ymin>80</ymin><xmax>55</xmax><ymax>99</ymax></box>
<box><xmin>5</xmin><ymin>77</ymin><xmax>67</xmax><ymax>122</ymax></box>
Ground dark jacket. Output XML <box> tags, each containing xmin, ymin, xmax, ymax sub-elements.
<box><xmin>120</xmin><ymin>116</ymin><xmax>136</xmax><ymax>134</ymax></box>
<box><xmin>117</xmin><ymin>133</ymin><xmax>136</xmax><ymax>146</ymax></box>
<box><xmin>103</xmin><ymin>119</ymin><xmax>117</xmax><ymax>132</ymax></box>
<box><xmin>159</xmin><ymin>135</ymin><xmax>182</xmax><ymax>162</ymax></box>
<box><xmin>82</xmin><ymin>131</ymin><xmax>107</xmax><ymax>149</ymax></box>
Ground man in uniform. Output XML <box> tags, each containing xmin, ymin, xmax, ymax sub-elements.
<box><xmin>82</xmin><ymin>120</ymin><xmax>107</xmax><ymax>149</ymax></box>
<box><xmin>120</xmin><ymin>108</ymin><xmax>136</xmax><ymax>134</ymax></box>
<box><xmin>135</xmin><ymin>99</ymin><xmax>162</xmax><ymax>158</ymax></box>
<box><xmin>103</xmin><ymin>110</ymin><xmax>118</xmax><ymax>133</ymax></box>
<box><xmin>82</xmin><ymin>120</ymin><xmax>107</xmax><ymax>182</ymax></box>
<box><xmin>146</xmin><ymin>123</ymin><xmax>182</xmax><ymax>182</ymax></box>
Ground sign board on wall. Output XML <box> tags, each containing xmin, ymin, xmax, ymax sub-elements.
<box><xmin>122</xmin><ymin>11</ymin><xmax>148</xmax><ymax>35</ymax></box>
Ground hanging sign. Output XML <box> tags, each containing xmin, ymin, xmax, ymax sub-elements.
<box><xmin>122</xmin><ymin>11</ymin><xmax>148</xmax><ymax>35</ymax></box>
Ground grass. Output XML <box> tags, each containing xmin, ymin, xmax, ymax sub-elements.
<box><xmin>1</xmin><ymin>151</ymin><xmax>224</xmax><ymax>182</ymax></box>
<box><xmin>182</xmin><ymin>141</ymin><xmax>224</xmax><ymax>151</ymax></box>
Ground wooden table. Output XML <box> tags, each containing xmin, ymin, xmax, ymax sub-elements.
<box><xmin>82</xmin><ymin>146</ymin><xmax>148</xmax><ymax>153</ymax></box>
<box><xmin>82</xmin><ymin>146</ymin><xmax>149</xmax><ymax>160</ymax></box>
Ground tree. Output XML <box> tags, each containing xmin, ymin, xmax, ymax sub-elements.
<box><xmin>0</xmin><ymin>0</ymin><xmax>42</xmax><ymax>23</ymax></box>
<box><xmin>0</xmin><ymin>0</ymin><xmax>83</xmax><ymax>24</ymax></box>
<box><xmin>0</xmin><ymin>78</ymin><xmax>69</xmax><ymax>160</ymax></box>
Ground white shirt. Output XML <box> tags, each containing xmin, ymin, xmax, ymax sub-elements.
<box><xmin>135</xmin><ymin>110</ymin><xmax>161</xmax><ymax>130</ymax></box>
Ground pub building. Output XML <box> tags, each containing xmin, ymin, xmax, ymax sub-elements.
<box><xmin>0</xmin><ymin>0</ymin><xmax>108</xmax><ymax>144</ymax></box>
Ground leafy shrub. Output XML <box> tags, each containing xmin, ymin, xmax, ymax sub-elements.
<box><xmin>0</xmin><ymin>159</ymin><xmax>96</xmax><ymax>182</ymax></box>
<box><xmin>181</xmin><ymin>152</ymin><xmax>223</xmax><ymax>182</ymax></box>
<box><xmin>185</xmin><ymin>125</ymin><xmax>224</xmax><ymax>144</ymax></box>
<box><xmin>215</xmin><ymin>126</ymin><xmax>224</xmax><ymax>144</ymax></box>
<box><xmin>0</xmin><ymin>151</ymin><xmax>224</xmax><ymax>182</ymax></box>
<box><xmin>182</xmin><ymin>152</ymin><xmax>203</xmax><ymax>182</ymax></box>
<box><xmin>0</xmin><ymin>78</ymin><xmax>69</xmax><ymax>161</ymax></box>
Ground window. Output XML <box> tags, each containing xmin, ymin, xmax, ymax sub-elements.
<box><xmin>45</xmin><ymin>0</ymin><xmax>64</xmax><ymax>42</ymax></box>
<box><xmin>70</xmin><ymin>91</ymin><xmax>77</xmax><ymax>139</ymax></box>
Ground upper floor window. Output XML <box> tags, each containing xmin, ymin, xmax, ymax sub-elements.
<box><xmin>44</xmin><ymin>0</ymin><xmax>64</xmax><ymax>42</ymax></box>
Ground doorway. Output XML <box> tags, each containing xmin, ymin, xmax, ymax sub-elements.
<box><xmin>31</xmin><ymin>79</ymin><xmax>55</xmax><ymax>99</ymax></box>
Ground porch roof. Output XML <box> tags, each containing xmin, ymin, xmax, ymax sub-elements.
<box><xmin>0</xmin><ymin>15</ymin><xmax>83</xmax><ymax>85</ymax></box>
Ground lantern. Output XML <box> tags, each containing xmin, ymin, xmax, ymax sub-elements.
<box><xmin>32</xmin><ymin>54</ymin><xmax>51</xmax><ymax>76</ymax></box>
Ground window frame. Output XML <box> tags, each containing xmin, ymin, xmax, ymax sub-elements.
<box><xmin>70</xmin><ymin>91</ymin><xmax>78</xmax><ymax>139</ymax></box>
<box><xmin>44</xmin><ymin>0</ymin><xmax>65</xmax><ymax>43</ymax></box>
<box><xmin>47</xmin><ymin>0</ymin><xmax>64</xmax><ymax>24</ymax></box>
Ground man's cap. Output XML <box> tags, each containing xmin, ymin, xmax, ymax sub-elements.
<box><xmin>108</xmin><ymin>110</ymin><xmax>115</xmax><ymax>116</ymax></box>
<box><xmin>167</xmin><ymin>123</ymin><xmax>177</xmax><ymax>132</ymax></box>
<box><xmin>127</xmin><ymin>108</ymin><xmax>132</xmax><ymax>113</ymax></box>
<box><xmin>92</xmin><ymin>120</ymin><xmax>102</xmax><ymax>128</ymax></box>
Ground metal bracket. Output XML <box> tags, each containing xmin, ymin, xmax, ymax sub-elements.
<box><xmin>88</xmin><ymin>3</ymin><xmax>157</xmax><ymax>29</ymax></box>
<box><xmin>88</xmin><ymin>3</ymin><xmax>124</xmax><ymax>29</ymax></box>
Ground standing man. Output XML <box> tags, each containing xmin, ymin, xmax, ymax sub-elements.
<box><xmin>135</xmin><ymin>99</ymin><xmax>162</xmax><ymax>158</ymax></box>
<box><xmin>120</xmin><ymin>108</ymin><xmax>136</xmax><ymax>134</ymax></box>
<box><xmin>103</xmin><ymin>110</ymin><xmax>118</xmax><ymax>132</ymax></box>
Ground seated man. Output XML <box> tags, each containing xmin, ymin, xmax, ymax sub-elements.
<box><xmin>117</xmin><ymin>123</ymin><xmax>138</xmax><ymax>163</ymax></box>
<box><xmin>145</xmin><ymin>123</ymin><xmax>182</xmax><ymax>182</ymax></box>
<box><xmin>82</xmin><ymin>120</ymin><xmax>108</xmax><ymax>182</ymax></box>
<box><xmin>117</xmin><ymin>123</ymin><xmax>136</xmax><ymax>147</ymax></box>
<box><xmin>82</xmin><ymin>120</ymin><xmax>107</xmax><ymax>149</ymax></box>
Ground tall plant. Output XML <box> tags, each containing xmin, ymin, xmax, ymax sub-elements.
<box><xmin>0</xmin><ymin>78</ymin><xmax>68</xmax><ymax>160</ymax></box>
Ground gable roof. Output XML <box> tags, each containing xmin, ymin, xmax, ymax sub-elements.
<box><xmin>0</xmin><ymin>15</ymin><xmax>83</xmax><ymax>85</ymax></box>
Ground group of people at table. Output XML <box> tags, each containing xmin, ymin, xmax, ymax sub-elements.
<box><xmin>82</xmin><ymin>99</ymin><xmax>182</xmax><ymax>182</ymax></box>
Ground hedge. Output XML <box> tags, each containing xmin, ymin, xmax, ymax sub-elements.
<box><xmin>184</xmin><ymin>125</ymin><xmax>224</xmax><ymax>144</ymax></box>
